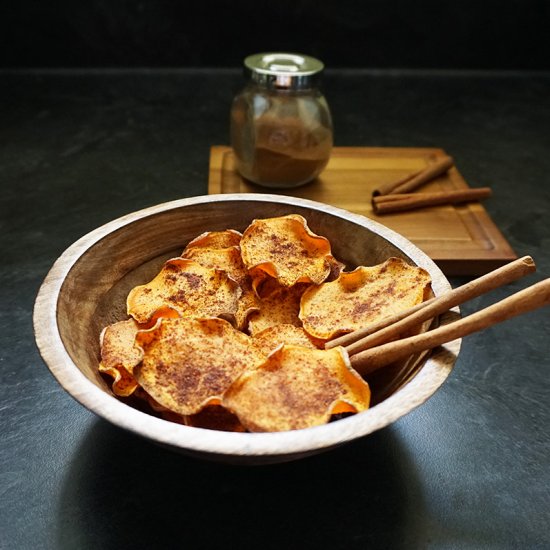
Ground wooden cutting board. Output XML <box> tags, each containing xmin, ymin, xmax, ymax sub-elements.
<box><xmin>208</xmin><ymin>146</ymin><xmax>516</xmax><ymax>275</ymax></box>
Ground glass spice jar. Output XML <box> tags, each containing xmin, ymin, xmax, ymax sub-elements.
<box><xmin>230</xmin><ymin>52</ymin><xmax>333</xmax><ymax>188</ymax></box>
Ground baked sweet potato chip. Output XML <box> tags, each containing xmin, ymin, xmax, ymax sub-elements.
<box><xmin>252</xmin><ymin>324</ymin><xmax>322</xmax><ymax>356</ymax></box>
<box><xmin>127</xmin><ymin>258</ymin><xmax>241</xmax><ymax>324</ymax></box>
<box><xmin>181</xmin><ymin>241</ymin><xmax>260</xmax><ymax>331</ymax></box>
<box><xmin>181</xmin><ymin>245</ymin><xmax>249</xmax><ymax>286</ymax></box>
<box><xmin>300</xmin><ymin>257</ymin><xmax>432</xmax><ymax>339</ymax></box>
<box><xmin>240</xmin><ymin>214</ymin><xmax>334</xmax><ymax>287</ymax></box>
<box><xmin>247</xmin><ymin>281</ymin><xmax>308</xmax><ymax>336</ymax></box>
<box><xmin>223</xmin><ymin>345</ymin><xmax>371</xmax><ymax>432</ymax></box>
<box><xmin>133</xmin><ymin>317</ymin><xmax>266</xmax><ymax>416</ymax></box>
<box><xmin>234</xmin><ymin>283</ymin><xmax>261</xmax><ymax>332</ymax></box>
<box><xmin>183</xmin><ymin>229</ymin><xmax>242</xmax><ymax>251</ymax></box>
<box><xmin>99</xmin><ymin>318</ymin><xmax>142</xmax><ymax>396</ymax></box>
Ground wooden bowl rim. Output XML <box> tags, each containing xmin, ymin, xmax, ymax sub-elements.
<box><xmin>33</xmin><ymin>193</ymin><xmax>461</xmax><ymax>459</ymax></box>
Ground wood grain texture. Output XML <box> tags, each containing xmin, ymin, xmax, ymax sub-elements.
<box><xmin>33</xmin><ymin>194</ymin><xmax>460</xmax><ymax>464</ymax></box>
<box><xmin>208</xmin><ymin>146</ymin><xmax>517</xmax><ymax>276</ymax></box>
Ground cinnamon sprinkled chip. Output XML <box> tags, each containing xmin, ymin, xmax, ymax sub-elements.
<box><xmin>300</xmin><ymin>257</ymin><xmax>432</xmax><ymax>339</ymax></box>
<box><xmin>126</xmin><ymin>258</ymin><xmax>241</xmax><ymax>324</ymax></box>
<box><xmin>181</xmin><ymin>245</ymin><xmax>249</xmax><ymax>286</ymax></box>
<box><xmin>134</xmin><ymin>317</ymin><xmax>266</xmax><ymax>416</ymax></box>
<box><xmin>223</xmin><ymin>345</ymin><xmax>371</xmax><ymax>432</ymax></box>
<box><xmin>234</xmin><ymin>284</ymin><xmax>261</xmax><ymax>332</ymax></box>
<box><xmin>247</xmin><ymin>281</ymin><xmax>309</xmax><ymax>336</ymax></box>
<box><xmin>252</xmin><ymin>324</ymin><xmax>322</xmax><ymax>356</ymax></box>
<box><xmin>181</xmin><ymin>243</ymin><xmax>260</xmax><ymax>331</ymax></box>
<box><xmin>99</xmin><ymin>319</ymin><xmax>142</xmax><ymax>396</ymax></box>
<box><xmin>240</xmin><ymin>214</ymin><xmax>334</xmax><ymax>287</ymax></box>
<box><xmin>183</xmin><ymin>229</ymin><xmax>242</xmax><ymax>252</ymax></box>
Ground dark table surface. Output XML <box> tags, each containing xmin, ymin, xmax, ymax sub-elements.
<box><xmin>1</xmin><ymin>68</ymin><xmax>549</xmax><ymax>549</ymax></box>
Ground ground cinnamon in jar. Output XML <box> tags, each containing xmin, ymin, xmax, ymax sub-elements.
<box><xmin>230</xmin><ymin>53</ymin><xmax>333</xmax><ymax>188</ymax></box>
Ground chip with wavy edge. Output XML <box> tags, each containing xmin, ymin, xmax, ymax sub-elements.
<box><xmin>181</xmin><ymin>245</ymin><xmax>260</xmax><ymax>331</ymax></box>
<box><xmin>223</xmin><ymin>345</ymin><xmax>371</xmax><ymax>432</ymax></box>
<box><xmin>300</xmin><ymin>257</ymin><xmax>432</xmax><ymax>339</ymax></box>
<box><xmin>247</xmin><ymin>281</ymin><xmax>309</xmax><ymax>336</ymax></box>
<box><xmin>127</xmin><ymin>258</ymin><xmax>241</xmax><ymax>324</ymax></box>
<box><xmin>99</xmin><ymin>318</ymin><xmax>142</xmax><ymax>396</ymax></box>
<box><xmin>183</xmin><ymin>229</ymin><xmax>242</xmax><ymax>252</ymax></box>
<box><xmin>181</xmin><ymin>245</ymin><xmax>248</xmax><ymax>286</ymax></box>
<box><xmin>133</xmin><ymin>317</ymin><xmax>266</xmax><ymax>416</ymax></box>
<box><xmin>99</xmin><ymin>310</ymin><xmax>181</xmax><ymax>396</ymax></box>
<box><xmin>234</xmin><ymin>284</ymin><xmax>261</xmax><ymax>332</ymax></box>
<box><xmin>240</xmin><ymin>214</ymin><xmax>334</xmax><ymax>287</ymax></box>
<box><xmin>252</xmin><ymin>324</ymin><xmax>323</xmax><ymax>356</ymax></box>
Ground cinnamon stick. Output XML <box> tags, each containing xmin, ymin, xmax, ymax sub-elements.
<box><xmin>325</xmin><ymin>298</ymin><xmax>437</xmax><ymax>349</ymax></box>
<box><xmin>349</xmin><ymin>278</ymin><xmax>550</xmax><ymax>377</ymax></box>
<box><xmin>372</xmin><ymin>155</ymin><xmax>454</xmax><ymax>196</ymax></box>
<box><xmin>339</xmin><ymin>256</ymin><xmax>535</xmax><ymax>355</ymax></box>
<box><xmin>372</xmin><ymin>187</ymin><xmax>492</xmax><ymax>215</ymax></box>
<box><xmin>326</xmin><ymin>256</ymin><xmax>536</xmax><ymax>352</ymax></box>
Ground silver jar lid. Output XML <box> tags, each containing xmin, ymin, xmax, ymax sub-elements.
<box><xmin>244</xmin><ymin>52</ymin><xmax>324</xmax><ymax>90</ymax></box>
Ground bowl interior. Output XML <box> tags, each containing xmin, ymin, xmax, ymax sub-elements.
<box><xmin>36</xmin><ymin>195</ymin><xmax>459</xmax><ymax>463</ymax></box>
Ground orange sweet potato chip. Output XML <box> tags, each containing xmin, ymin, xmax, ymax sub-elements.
<box><xmin>183</xmin><ymin>229</ymin><xmax>242</xmax><ymax>251</ymax></box>
<box><xmin>181</xmin><ymin>245</ymin><xmax>248</xmax><ymax>286</ymax></box>
<box><xmin>126</xmin><ymin>258</ymin><xmax>241</xmax><ymax>324</ymax></box>
<box><xmin>181</xmin><ymin>243</ymin><xmax>260</xmax><ymax>331</ymax></box>
<box><xmin>99</xmin><ymin>318</ymin><xmax>142</xmax><ymax>396</ymax></box>
<box><xmin>252</xmin><ymin>324</ymin><xmax>322</xmax><ymax>356</ymax></box>
<box><xmin>133</xmin><ymin>317</ymin><xmax>266</xmax><ymax>416</ymax></box>
<box><xmin>234</xmin><ymin>284</ymin><xmax>261</xmax><ymax>332</ymax></box>
<box><xmin>223</xmin><ymin>345</ymin><xmax>371</xmax><ymax>432</ymax></box>
<box><xmin>247</xmin><ymin>281</ymin><xmax>309</xmax><ymax>336</ymax></box>
<box><xmin>240</xmin><ymin>214</ymin><xmax>334</xmax><ymax>287</ymax></box>
<box><xmin>300</xmin><ymin>257</ymin><xmax>432</xmax><ymax>339</ymax></box>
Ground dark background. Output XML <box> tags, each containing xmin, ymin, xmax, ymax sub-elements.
<box><xmin>2</xmin><ymin>0</ymin><xmax>550</xmax><ymax>70</ymax></box>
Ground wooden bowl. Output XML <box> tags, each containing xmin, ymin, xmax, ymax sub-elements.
<box><xmin>33</xmin><ymin>194</ymin><xmax>460</xmax><ymax>464</ymax></box>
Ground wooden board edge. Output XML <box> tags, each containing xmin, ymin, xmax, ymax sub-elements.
<box><xmin>208</xmin><ymin>145</ymin><xmax>228</xmax><ymax>194</ymax></box>
<box><xmin>206</xmin><ymin>145</ymin><xmax>518</xmax><ymax>276</ymax></box>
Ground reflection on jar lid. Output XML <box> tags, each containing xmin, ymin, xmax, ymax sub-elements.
<box><xmin>244</xmin><ymin>52</ymin><xmax>325</xmax><ymax>90</ymax></box>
